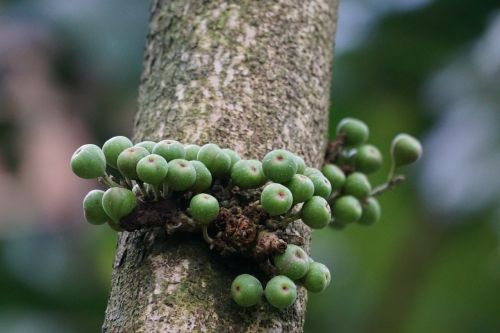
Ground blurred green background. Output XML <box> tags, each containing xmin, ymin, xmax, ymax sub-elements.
<box><xmin>1</xmin><ymin>0</ymin><xmax>499</xmax><ymax>332</ymax></box>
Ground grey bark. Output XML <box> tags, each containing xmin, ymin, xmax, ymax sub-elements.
<box><xmin>103</xmin><ymin>1</ymin><xmax>338</xmax><ymax>332</ymax></box>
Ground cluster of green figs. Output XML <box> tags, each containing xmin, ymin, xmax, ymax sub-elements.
<box><xmin>70</xmin><ymin>117</ymin><xmax>422</xmax><ymax>309</ymax></box>
<box><xmin>231</xmin><ymin>245</ymin><xmax>330</xmax><ymax>309</ymax></box>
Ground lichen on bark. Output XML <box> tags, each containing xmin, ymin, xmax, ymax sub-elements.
<box><xmin>103</xmin><ymin>0</ymin><xmax>338</xmax><ymax>332</ymax></box>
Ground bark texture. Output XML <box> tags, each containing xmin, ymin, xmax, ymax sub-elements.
<box><xmin>103</xmin><ymin>1</ymin><xmax>338</xmax><ymax>332</ymax></box>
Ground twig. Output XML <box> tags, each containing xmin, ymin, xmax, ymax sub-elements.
<box><xmin>328</xmin><ymin>191</ymin><xmax>340</xmax><ymax>205</ymax></box>
<box><xmin>387</xmin><ymin>160</ymin><xmax>396</xmax><ymax>182</ymax></box>
<box><xmin>152</xmin><ymin>185</ymin><xmax>161</xmax><ymax>201</ymax></box>
<box><xmin>105</xmin><ymin>174</ymin><xmax>122</xmax><ymax>187</ymax></box>
<box><xmin>324</xmin><ymin>134</ymin><xmax>346</xmax><ymax>163</ymax></box>
<box><xmin>138</xmin><ymin>181</ymin><xmax>150</xmax><ymax>199</ymax></box>
<box><xmin>202</xmin><ymin>225</ymin><xmax>214</xmax><ymax>244</ymax></box>
<box><xmin>285</xmin><ymin>214</ymin><xmax>301</xmax><ymax>224</ymax></box>
<box><xmin>265</xmin><ymin>213</ymin><xmax>301</xmax><ymax>230</ymax></box>
<box><xmin>98</xmin><ymin>174</ymin><xmax>123</xmax><ymax>188</ymax></box>
<box><xmin>124</xmin><ymin>177</ymin><xmax>133</xmax><ymax>189</ymax></box>
<box><xmin>371</xmin><ymin>175</ymin><xmax>406</xmax><ymax>197</ymax></box>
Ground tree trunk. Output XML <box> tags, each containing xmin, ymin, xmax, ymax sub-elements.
<box><xmin>103</xmin><ymin>1</ymin><xmax>338</xmax><ymax>332</ymax></box>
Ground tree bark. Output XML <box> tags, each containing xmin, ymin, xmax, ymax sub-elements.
<box><xmin>103</xmin><ymin>1</ymin><xmax>338</xmax><ymax>332</ymax></box>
